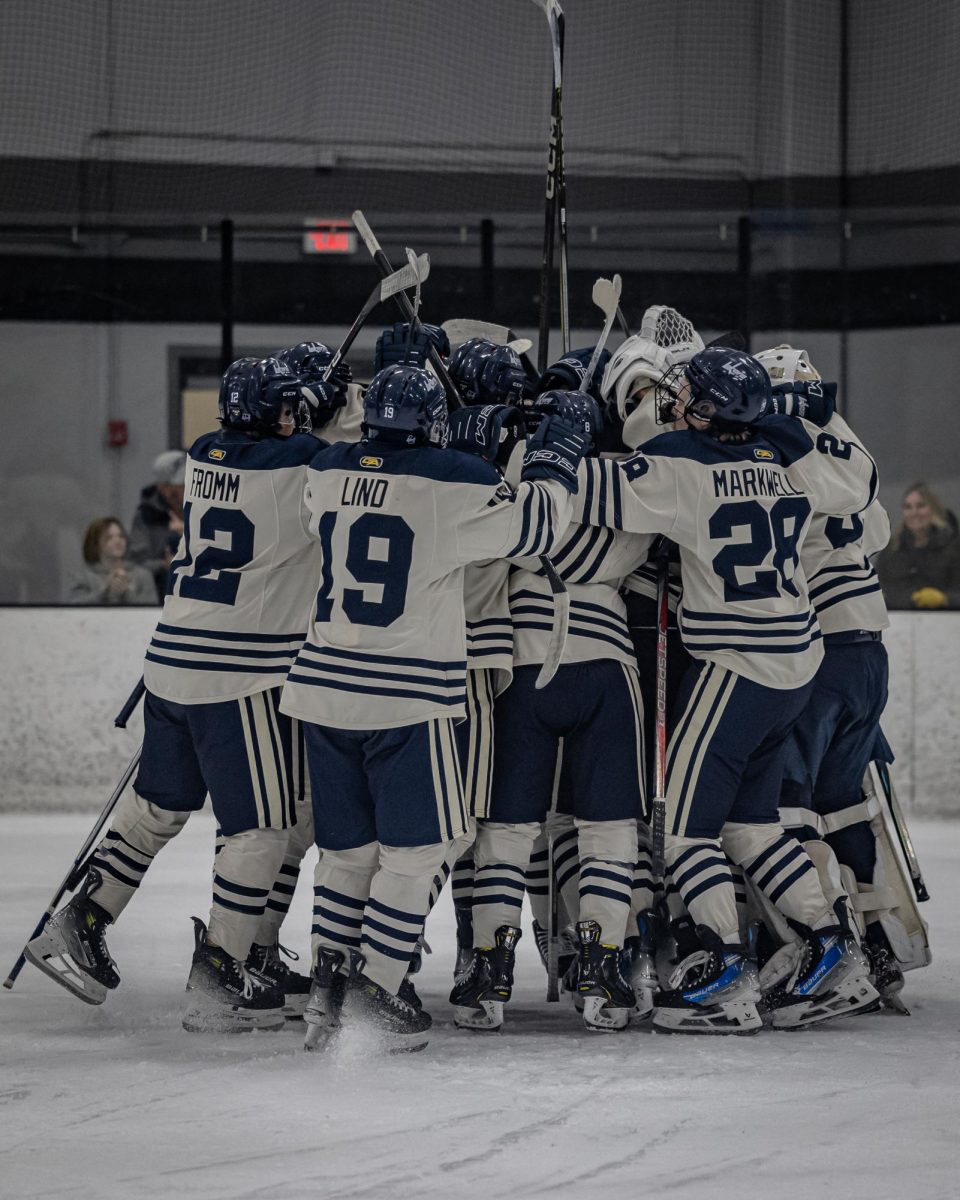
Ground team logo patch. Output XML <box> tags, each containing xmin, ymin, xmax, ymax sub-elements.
<box><xmin>360</xmin><ymin>455</ymin><xmax>383</xmax><ymax>469</ymax></box>
<box><xmin>754</xmin><ymin>448</ymin><xmax>774</xmax><ymax>461</ymax></box>
<box><xmin>208</xmin><ymin>448</ymin><xmax>226</xmax><ymax>461</ymax></box>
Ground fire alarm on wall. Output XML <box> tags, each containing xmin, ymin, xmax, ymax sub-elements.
<box><xmin>107</xmin><ymin>419</ymin><xmax>128</xmax><ymax>448</ymax></box>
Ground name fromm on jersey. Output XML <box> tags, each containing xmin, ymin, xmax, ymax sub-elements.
<box><xmin>712</xmin><ymin>466</ymin><xmax>804</xmax><ymax>500</ymax></box>
<box><xmin>189</xmin><ymin>467</ymin><xmax>241</xmax><ymax>503</ymax></box>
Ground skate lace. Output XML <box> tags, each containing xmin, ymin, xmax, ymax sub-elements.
<box><xmin>237</xmin><ymin>963</ymin><xmax>267</xmax><ymax>1001</ymax></box>
<box><xmin>666</xmin><ymin>949</ymin><xmax>715</xmax><ymax>991</ymax></box>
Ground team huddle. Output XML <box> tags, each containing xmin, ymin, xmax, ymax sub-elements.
<box><xmin>24</xmin><ymin>298</ymin><xmax>931</xmax><ymax>1051</ymax></box>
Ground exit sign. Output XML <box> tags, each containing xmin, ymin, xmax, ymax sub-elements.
<box><xmin>302</xmin><ymin>221</ymin><xmax>356</xmax><ymax>255</ymax></box>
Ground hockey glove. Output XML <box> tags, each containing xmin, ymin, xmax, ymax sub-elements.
<box><xmin>912</xmin><ymin>586</ymin><xmax>948</xmax><ymax>610</ymax></box>
<box><xmin>298</xmin><ymin>378</ymin><xmax>342</xmax><ymax>421</ymax></box>
<box><xmin>521</xmin><ymin>415</ymin><xmax>588</xmax><ymax>493</ymax></box>
<box><xmin>375</xmin><ymin>322</ymin><xmax>451</xmax><ymax>371</ymax></box>
<box><xmin>447</xmin><ymin>404</ymin><xmax>525</xmax><ymax>469</ymax></box>
<box><xmin>769</xmin><ymin>380</ymin><xmax>838</xmax><ymax>426</ymax></box>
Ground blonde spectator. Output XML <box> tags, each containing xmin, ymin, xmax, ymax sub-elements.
<box><xmin>65</xmin><ymin>518</ymin><xmax>158</xmax><ymax>606</ymax></box>
<box><xmin>876</xmin><ymin>483</ymin><xmax>960</xmax><ymax>610</ymax></box>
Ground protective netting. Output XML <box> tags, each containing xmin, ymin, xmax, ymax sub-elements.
<box><xmin>2</xmin><ymin>0</ymin><xmax>959</xmax><ymax>223</ymax></box>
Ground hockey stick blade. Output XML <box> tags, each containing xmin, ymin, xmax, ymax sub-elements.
<box><xmin>579</xmin><ymin>275</ymin><xmax>622</xmax><ymax>392</ymax></box>
<box><xmin>706</xmin><ymin>330</ymin><xmax>747</xmax><ymax>352</ymax></box>
<box><xmin>382</xmin><ymin>253</ymin><xmax>429</xmax><ymax>301</ymax></box>
<box><xmin>535</xmin><ymin>557</ymin><xmax>570</xmax><ymax>689</ymax></box>
<box><xmin>441</xmin><ymin>319</ymin><xmax>534</xmax><ymax>358</ymax></box>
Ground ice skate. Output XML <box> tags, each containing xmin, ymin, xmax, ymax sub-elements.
<box><xmin>621</xmin><ymin>909</ymin><xmax>659</xmax><ymax>1019</ymax></box>
<box><xmin>247</xmin><ymin>941</ymin><xmax>312</xmax><ymax>1020</ymax></box>
<box><xmin>450</xmin><ymin>924</ymin><xmax>521</xmax><ymax>1032</ymax></box>
<box><xmin>339</xmin><ymin>953</ymin><xmax>432</xmax><ymax>1053</ymax></box>
<box><xmin>182</xmin><ymin>918</ymin><xmax>285</xmax><ymax>1033</ymax></box>
<box><xmin>864</xmin><ymin>932</ymin><xmax>910</xmax><ymax>1015</ymax></box>
<box><xmin>653</xmin><ymin>927</ymin><xmax>762</xmax><ymax>1035</ymax></box>
<box><xmin>576</xmin><ymin>921</ymin><xmax>635</xmax><ymax>1032</ymax></box>
<box><xmin>24</xmin><ymin>869</ymin><xmax>120</xmax><ymax>1006</ymax></box>
<box><xmin>303</xmin><ymin>947</ymin><xmax>348</xmax><ymax>1051</ymax></box>
<box><xmin>766</xmin><ymin>927</ymin><xmax>879</xmax><ymax>1030</ymax></box>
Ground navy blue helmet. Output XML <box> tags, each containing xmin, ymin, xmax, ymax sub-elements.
<box><xmin>683</xmin><ymin>348</ymin><xmax>772</xmax><ymax>429</ymax></box>
<box><xmin>218</xmin><ymin>357</ymin><xmax>306</xmax><ymax>435</ymax></box>
<box><xmin>362</xmin><ymin>365</ymin><xmax>448</xmax><ymax>447</ymax></box>
<box><xmin>449</xmin><ymin>338</ymin><xmax>526</xmax><ymax>406</ymax></box>
<box><xmin>273</xmin><ymin>341</ymin><xmax>350</xmax><ymax>427</ymax></box>
<box><xmin>537</xmin><ymin>347</ymin><xmax>610</xmax><ymax>405</ymax></box>
<box><xmin>531</xmin><ymin>389</ymin><xmax>603</xmax><ymax>455</ymax></box>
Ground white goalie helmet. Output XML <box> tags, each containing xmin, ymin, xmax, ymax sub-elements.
<box><xmin>601</xmin><ymin>305</ymin><xmax>704</xmax><ymax>422</ymax></box>
<box><xmin>754</xmin><ymin>343</ymin><xmax>821</xmax><ymax>384</ymax></box>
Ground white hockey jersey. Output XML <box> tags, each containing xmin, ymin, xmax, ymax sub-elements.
<box><xmin>464</xmin><ymin>560</ymin><xmax>513</xmax><ymax>686</ymax></box>
<box><xmin>797</xmin><ymin>414</ymin><xmax>890</xmax><ymax>635</ymax></box>
<box><xmin>280</xmin><ymin>442</ymin><xmax>572</xmax><ymax>730</ymax></box>
<box><xmin>143</xmin><ymin>430</ymin><xmax>320</xmax><ymax>704</ymax></box>
<box><xmin>577</xmin><ymin>415</ymin><xmax>878</xmax><ymax>689</ymax></box>
<box><xmin>509</xmin><ymin>520</ymin><xmax>652</xmax><ymax>668</ymax></box>
<box><xmin>317</xmin><ymin>382</ymin><xmax>364</xmax><ymax>445</ymax></box>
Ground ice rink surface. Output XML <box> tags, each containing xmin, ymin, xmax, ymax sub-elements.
<box><xmin>1</xmin><ymin>814</ymin><xmax>956</xmax><ymax>1200</ymax></box>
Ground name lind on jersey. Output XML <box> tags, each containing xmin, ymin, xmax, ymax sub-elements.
<box><xmin>340</xmin><ymin>474</ymin><xmax>390</xmax><ymax>508</ymax></box>
<box><xmin>190</xmin><ymin>465</ymin><xmax>241</xmax><ymax>503</ymax></box>
<box><xmin>712</xmin><ymin>465</ymin><xmax>803</xmax><ymax>499</ymax></box>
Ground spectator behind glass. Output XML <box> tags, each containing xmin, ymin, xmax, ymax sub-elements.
<box><xmin>65</xmin><ymin>518</ymin><xmax>158</xmax><ymax>605</ymax></box>
<box><xmin>876</xmin><ymin>482</ymin><xmax>960</xmax><ymax>610</ymax></box>
<box><xmin>129</xmin><ymin>449</ymin><xmax>186</xmax><ymax>600</ymax></box>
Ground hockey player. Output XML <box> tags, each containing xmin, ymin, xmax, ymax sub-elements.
<box><xmin>27</xmin><ymin>358</ymin><xmax>326</xmax><ymax>1032</ymax></box>
<box><xmin>280</xmin><ymin>363</ymin><xmax>585</xmax><ymax>1052</ymax></box>
<box><xmin>755</xmin><ymin>345</ymin><xmax>930</xmax><ymax>1009</ymax></box>
<box><xmin>454</xmin><ymin>390</ymin><xmax>653</xmax><ymax>1034</ymax></box>
<box><xmin>573</xmin><ymin>346</ymin><xmax>881</xmax><ymax>1033</ymax></box>
<box><xmin>599</xmin><ymin>308</ymin><xmax>704</xmax><ymax>1008</ymax></box>
<box><xmin>437</xmin><ymin>400</ymin><xmax>526</xmax><ymax>979</ymax></box>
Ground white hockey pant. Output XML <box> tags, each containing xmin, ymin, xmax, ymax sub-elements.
<box><xmin>472</xmin><ymin>822</ymin><xmax>540</xmax><ymax>946</ymax></box>
<box><xmin>208</xmin><ymin>827</ymin><xmax>288</xmax><ymax>962</ymax></box>
<box><xmin>251</xmin><ymin>793</ymin><xmax>316</xmax><ymax>948</ymax></box>
<box><xmin>427</xmin><ymin>819</ymin><xmax>477</xmax><ymax>914</ymax></box>
<box><xmin>88</xmin><ymin>790</ymin><xmax>191</xmax><ymax>920</ymax></box>
<box><xmin>525</xmin><ymin>811</ymin><xmax>578</xmax><ymax>930</ymax></box>
<box><xmin>722</xmin><ymin>822</ymin><xmax>835</xmax><ymax>935</ymax></box>
<box><xmin>312</xmin><ymin>840</ymin><xmax>448</xmax><ymax>995</ymax></box>
<box><xmin>577</xmin><ymin>819</ymin><xmax>638</xmax><ymax>947</ymax></box>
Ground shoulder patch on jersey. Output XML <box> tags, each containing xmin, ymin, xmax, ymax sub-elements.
<box><xmin>754</xmin><ymin>447</ymin><xmax>774</xmax><ymax>461</ymax></box>
<box><xmin>208</xmin><ymin>448</ymin><xmax>226</xmax><ymax>461</ymax></box>
<box><xmin>360</xmin><ymin>455</ymin><xmax>383</xmax><ymax>469</ymax></box>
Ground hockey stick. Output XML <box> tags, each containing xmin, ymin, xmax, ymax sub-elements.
<box><xmin>532</xmin><ymin>0</ymin><xmax>566</xmax><ymax>370</ymax></box>
<box><xmin>4</xmin><ymin>677</ymin><xmax>147</xmax><ymax>990</ymax></box>
<box><xmin>440</xmin><ymin>319</ymin><xmax>537</xmax><ymax>380</ymax></box>
<box><xmin>352</xmin><ymin>210</ymin><xmax>462</xmax><ymax>410</ymax></box>
<box><xmin>322</xmin><ymin>252</ymin><xmax>429</xmax><ymax>385</ymax></box>
<box><xmin>534</xmin><ymin>277</ymin><xmax>623</xmax><ymax>691</ymax></box>
<box><xmin>872</xmin><ymin>759</ymin><xmax>930</xmax><ymax>902</ymax></box>
<box><xmin>650</xmin><ymin>537</ymin><xmax>671</xmax><ymax>877</ymax></box>
<box><xmin>441</xmin><ymin>317</ymin><xmax>529</xmax><ymax>352</ymax></box>
<box><xmin>579</xmin><ymin>275</ymin><xmax>623</xmax><ymax>392</ymax></box>
<box><xmin>546</xmin><ymin>828</ymin><xmax>560</xmax><ymax>1001</ymax></box>
<box><xmin>353</xmin><ymin>211</ymin><xmax>571</xmax><ymax>688</ymax></box>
